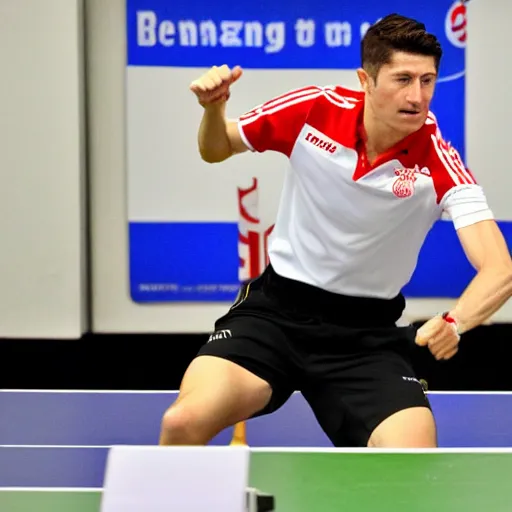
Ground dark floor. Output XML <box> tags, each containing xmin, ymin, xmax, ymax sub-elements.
<box><xmin>1</xmin><ymin>322</ymin><xmax>511</xmax><ymax>391</ymax></box>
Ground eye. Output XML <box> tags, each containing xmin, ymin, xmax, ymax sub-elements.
<box><xmin>397</xmin><ymin>77</ymin><xmax>410</xmax><ymax>83</ymax></box>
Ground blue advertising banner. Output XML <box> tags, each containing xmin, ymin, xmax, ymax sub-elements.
<box><xmin>126</xmin><ymin>0</ymin><xmax>476</xmax><ymax>303</ymax></box>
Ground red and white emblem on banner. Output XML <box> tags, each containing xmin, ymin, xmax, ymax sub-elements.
<box><xmin>237</xmin><ymin>177</ymin><xmax>274</xmax><ymax>281</ymax></box>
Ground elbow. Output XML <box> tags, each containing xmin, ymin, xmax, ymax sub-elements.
<box><xmin>198</xmin><ymin>146</ymin><xmax>232</xmax><ymax>164</ymax></box>
<box><xmin>502</xmin><ymin>266</ymin><xmax>512</xmax><ymax>294</ymax></box>
<box><xmin>497</xmin><ymin>261</ymin><xmax>512</xmax><ymax>281</ymax></box>
<box><xmin>477</xmin><ymin>259</ymin><xmax>512</xmax><ymax>282</ymax></box>
<box><xmin>488</xmin><ymin>263</ymin><xmax>512</xmax><ymax>294</ymax></box>
<box><xmin>200</xmin><ymin>153</ymin><xmax>226</xmax><ymax>164</ymax></box>
<box><xmin>200</xmin><ymin>152</ymin><xmax>220</xmax><ymax>164</ymax></box>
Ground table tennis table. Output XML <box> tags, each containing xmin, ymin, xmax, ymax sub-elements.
<box><xmin>2</xmin><ymin>390</ymin><xmax>512</xmax><ymax>511</ymax></box>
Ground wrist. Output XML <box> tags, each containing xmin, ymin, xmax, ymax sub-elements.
<box><xmin>202</xmin><ymin>96</ymin><xmax>229</xmax><ymax>111</ymax></box>
<box><xmin>442</xmin><ymin>311</ymin><xmax>462</xmax><ymax>335</ymax></box>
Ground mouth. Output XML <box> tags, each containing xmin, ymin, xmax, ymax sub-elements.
<box><xmin>398</xmin><ymin>109</ymin><xmax>421</xmax><ymax>117</ymax></box>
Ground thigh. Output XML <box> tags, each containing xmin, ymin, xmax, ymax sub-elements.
<box><xmin>197</xmin><ymin>299</ymin><xmax>298</xmax><ymax>417</ymax></box>
<box><xmin>367</xmin><ymin>406</ymin><xmax>436</xmax><ymax>448</ymax></box>
<box><xmin>302</xmin><ymin>326</ymin><xmax>432</xmax><ymax>447</ymax></box>
<box><xmin>167</xmin><ymin>355</ymin><xmax>273</xmax><ymax>442</ymax></box>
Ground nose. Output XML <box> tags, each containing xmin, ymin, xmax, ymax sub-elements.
<box><xmin>406</xmin><ymin>80</ymin><xmax>422</xmax><ymax>105</ymax></box>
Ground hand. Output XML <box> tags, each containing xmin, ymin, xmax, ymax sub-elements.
<box><xmin>189</xmin><ymin>65</ymin><xmax>243</xmax><ymax>107</ymax></box>
<box><xmin>415</xmin><ymin>315</ymin><xmax>460</xmax><ymax>360</ymax></box>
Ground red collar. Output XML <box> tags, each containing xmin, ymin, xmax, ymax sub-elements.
<box><xmin>353</xmin><ymin>100</ymin><xmax>426</xmax><ymax>179</ymax></box>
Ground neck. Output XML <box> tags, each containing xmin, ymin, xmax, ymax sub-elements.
<box><xmin>363</xmin><ymin>106</ymin><xmax>406</xmax><ymax>161</ymax></box>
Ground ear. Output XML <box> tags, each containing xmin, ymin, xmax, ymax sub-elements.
<box><xmin>357</xmin><ymin>68</ymin><xmax>370</xmax><ymax>93</ymax></box>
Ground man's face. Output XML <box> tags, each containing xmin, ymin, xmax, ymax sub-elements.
<box><xmin>361</xmin><ymin>51</ymin><xmax>438</xmax><ymax>136</ymax></box>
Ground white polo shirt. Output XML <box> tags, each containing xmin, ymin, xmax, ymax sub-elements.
<box><xmin>237</xmin><ymin>85</ymin><xmax>493</xmax><ymax>299</ymax></box>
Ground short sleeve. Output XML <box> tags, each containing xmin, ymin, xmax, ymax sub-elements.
<box><xmin>441</xmin><ymin>185</ymin><xmax>494</xmax><ymax>229</ymax></box>
<box><xmin>236</xmin><ymin>86</ymin><xmax>323</xmax><ymax>157</ymax></box>
<box><xmin>429</xmin><ymin>127</ymin><xmax>494</xmax><ymax>229</ymax></box>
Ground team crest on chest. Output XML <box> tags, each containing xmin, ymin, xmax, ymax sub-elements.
<box><xmin>392</xmin><ymin>165</ymin><xmax>430</xmax><ymax>198</ymax></box>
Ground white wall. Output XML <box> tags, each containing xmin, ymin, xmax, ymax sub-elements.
<box><xmin>85</xmin><ymin>0</ymin><xmax>511</xmax><ymax>332</ymax></box>
<box><xmin>465</xmin><ymin>0</ymin><xmax>511</xmax><ymax>220</ymax></box>
<box><xmin>0</xmin><ymin>0</ymin><xmax>88</xmax><ymax>338</ymax></box>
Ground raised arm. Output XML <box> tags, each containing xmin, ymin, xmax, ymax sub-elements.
<box><xmin>190</xmin><ymin>65</ymin><xmax>322</xmax><ymax>163</ymax></box>
<box><xmin>190</xmin><ymin>65</ymin><xmax>248</xmax><ymax>163</ymax></box>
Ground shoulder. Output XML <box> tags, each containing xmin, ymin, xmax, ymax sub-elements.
<box><xmin>240</xmin><ymin>84</ymin><xmax>362</xmax><ymax>114</ymax></box>
<box><xmin>303</xmin><ymin>85</ymin><xmax>363</xmax><ymax>136</ymax></box>
<box><xmin>319</xmin><ymin>85</ymin><xmax>364</xmax><ymax>111</ymax></box>
<box><xmin>329</xmin><ymin>85</ymin><xmax>365</xmax><ymax>100</ymax></box>
<box><xmin>237</xmin><ymin>84</ymin><xmax>327</xmax><ymax>125</ymax></box>
<box><xmin>269</xmin><ymin>84</ymin><xmax>364</xmax><ymax>111</ymax></box>
<box><xmin>418</xmin><ymin>112</ymin><xmax>478</xmax><ymax>202</ymax></box>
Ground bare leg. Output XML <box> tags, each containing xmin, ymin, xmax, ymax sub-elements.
<box><xmin>159</xmin><ymin>355</ymin><xmax>272</xmax><ymax>445</ymax></box>
<box><xmin>367</xmin><ymin>407</ymin><xmax>437</xmax><ymax>448</ymax></box>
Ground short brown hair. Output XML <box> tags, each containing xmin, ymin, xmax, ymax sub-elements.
<box><xmin>361</xmin><ymin>14</ymin><xmax>442</xmax><ymax>79</ymax></box>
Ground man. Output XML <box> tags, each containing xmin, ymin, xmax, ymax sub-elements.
<box><xmin>159</xmin><ymin>14</ymin><xmax>512</xmax><ymax>448</ymax></box>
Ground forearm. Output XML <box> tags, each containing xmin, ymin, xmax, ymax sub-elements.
<box><xmin>450</xmin><ymin>266</ymin><xmax>512</xmax><ymax>333</ymax></box>
<box><xmin>197</xmin><ymin>103</ymin><xmax>232</xmax><ymax>163</ymax></box>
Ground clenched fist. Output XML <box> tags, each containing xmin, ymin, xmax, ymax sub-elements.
<box><xmin>415</xmin><ymin>314</ymin><xmax>461</xmax><ymax>361</ymax></box>
<box><xmin>189</xmin><ymin>65</ymin><xmax>243</xmax><ymax>107</ymax></box>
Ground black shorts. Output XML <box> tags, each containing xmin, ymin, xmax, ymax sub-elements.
<box><xmin>197</xmin><ymin>264</ymin><xmax>430</xmax><ymax>447</ymax></box>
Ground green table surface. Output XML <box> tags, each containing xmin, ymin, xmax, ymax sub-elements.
<box><xmin>2</xmin><ymin>449</ymin><xmax>512</xmax><ymax>512</ymax></box>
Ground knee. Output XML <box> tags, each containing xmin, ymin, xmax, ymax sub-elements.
<box><xmin>159</xmin><ymin>403</ymin><xmax>212</xmax><ymax>446</ymax></box>
<box><xmin>367</xmin><ymin>407</ymin><xmax>437</xmax><ymax>448</ymax></box>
